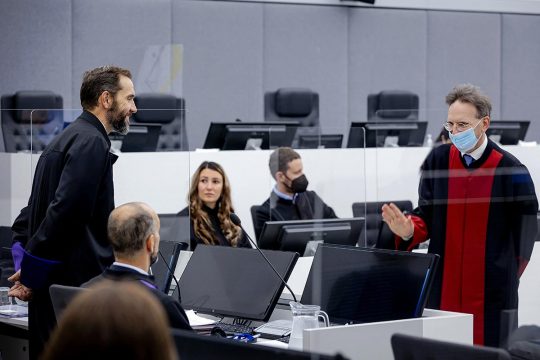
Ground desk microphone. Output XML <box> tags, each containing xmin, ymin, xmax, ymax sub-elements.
<box><xmin>230</xmin><ymin>213</ymin><xmax>297</xmax><ymax>302</ymax></box>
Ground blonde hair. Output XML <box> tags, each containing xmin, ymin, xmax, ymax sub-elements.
<box><xmin>188</xmin><ymin>161</ymin><xmax>241</xmax><ymax>246</ymax></box>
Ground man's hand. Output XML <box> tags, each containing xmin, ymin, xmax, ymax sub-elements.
<box><xmin>381</xmin><ymin>203</ymin><xmax>414</xmax><ymax>239</ymax></box>
<box><xmin>8</xmin><ymin>270</ymin><xmax>33</xmax><ymax>301</ymax></box>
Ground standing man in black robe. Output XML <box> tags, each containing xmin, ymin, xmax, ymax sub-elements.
<box><xmin>8</xmin><ymin>65</ymin><xmax>137</xmax><ymax>358</ymax></box>
<box><xmin>382</xmin><ymin>84</ymin><xmax>538</xmax><ymax>346</ymax></box>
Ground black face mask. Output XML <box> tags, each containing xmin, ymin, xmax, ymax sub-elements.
<box><xmin>286</xmin><ymin>174</ymin><xmax>309</xmax><ymax>193</ymax></box>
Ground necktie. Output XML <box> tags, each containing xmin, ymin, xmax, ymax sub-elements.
<box><xmin>463</xmin><ymin>154</ymin><xmax>474</xmax><ymax>166</ymax></box>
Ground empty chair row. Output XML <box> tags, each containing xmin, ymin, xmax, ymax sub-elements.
<box><xmin>0</xmin><ymin>91</ymin><xmax>188</xmax><ymax>153</ymax></box>
<box><xmin>1</xmin><ymin>89</ymin><xmax>419</xmax><ymax>152</ymax></box>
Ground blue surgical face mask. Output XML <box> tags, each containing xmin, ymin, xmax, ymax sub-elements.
<box><xmin>448</xmin><ymin>120</ymin><xmax>482</xmax><ymax>153</ymax></box>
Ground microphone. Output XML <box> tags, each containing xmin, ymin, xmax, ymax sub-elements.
<box><xmin>230</xmin><ymin>213</ymin><xmax>297</xmax><ymax>303</ymax></box>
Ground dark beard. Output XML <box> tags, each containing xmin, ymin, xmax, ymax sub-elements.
<box><xmin>107</xmin><ymin>101</ymin><xmax>129</xmax><ymax>135</ymax></box>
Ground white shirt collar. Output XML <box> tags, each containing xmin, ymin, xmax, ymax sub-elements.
<box><xmin>112</xmin><ymin>261</ymin><xmax>149</xmax><ymax>276</ymax></box>
<box><xmin>463</xmin><ymin>133</ymin><xmax>488</xmax><ymax>160</ymax></box>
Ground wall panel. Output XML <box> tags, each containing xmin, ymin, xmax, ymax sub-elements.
<box><xmin>426</xmin><ymin>11</ymin><xmax>502</xmax><ymax>136</ymax></box>
<box><xmin>348</xmin><ymin>8</ymin><xmax>427</xmax><ymax>128</ymax></box>
<box><xmin>72</xmin><ymin>0</ymin><xmax>173</xmax><ymax>108</ymax></box>
<box><xmin>173</xmin><ymin>0</ymin><xmax>264</xmax><ymax>149</ymax></box>
<box><xmin>501</xmin><ymin>14</ymin><xmax>540</xmax><ymax>141</ymax></box>
<box><xmin>0</xmin><ymin>0</ymin><xmax>72</xmax><ymax>106</ymax></box>
<box><xmin>263</xmin><ymin>4</ymin><xmax>349</xmax><ymax>135</ymax></box>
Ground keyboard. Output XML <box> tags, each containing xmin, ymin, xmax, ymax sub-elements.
<box><xmin>217</xmin><ymin>322</ymin><xmax>255</xmax><ymax>335</ymax></box>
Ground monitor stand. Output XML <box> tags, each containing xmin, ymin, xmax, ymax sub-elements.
<box><xmin>245</xmin><ymin>138</ymin><xmax>263</xmax><ymax>150</ymax></box>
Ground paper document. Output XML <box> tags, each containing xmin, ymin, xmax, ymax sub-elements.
<box><xmin>185</xmin><ymin>310</ymin><xmax>218</xmax><ymax>327</ymax></box>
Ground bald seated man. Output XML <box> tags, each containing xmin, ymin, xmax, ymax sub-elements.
<box><xmin>83</xmin><ymin>202</ymin><xmax>192</xmax><ymax>330</ymax></box>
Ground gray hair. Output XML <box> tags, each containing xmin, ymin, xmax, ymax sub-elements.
<box><xmin>107</xmin><ymin>202</ymin><xmax>157</xmax><ymax>257</ymax></box>
<box><xmin>445</xmin><ymin>83</ymin><xmax>492</xmax><ymax>118</ymax></box>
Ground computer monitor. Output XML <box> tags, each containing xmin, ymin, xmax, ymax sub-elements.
<box><xmin>178</xmin><ymin>245</ymin><xmax>298</xmax><ymax>321</ymax></box>
<box><xmin>109</xmin><ymin>123</ymin><xmax>161</xmax><ymax>152</ymax></box>
<box><xmin>150</xmin><ymin>240</ymin><xmax>186</xmax><ymax>294</ymax></box>
<box><xmin>258</xmin><ymin>218</ymin><xmax>365</xmax><ymax>255</ymax></box>
<box><xmin>347</xmin><ymin>121</ymin><xmax>427</xmax><ymax>148</ymax></box>
<box><xmin>486</xmin><ymin>120</ymin><xmax>529</xmax><ymax>145</ymax></box>
<box><xmin>158</xmin><ymin>214</ymin><xmax>191</xmax><ymax>246</ymax></box>
<box><xmin>301</xmin><ymin>244</ymin><xmax>439</xmax><ymax>325</ymax></box>
<box><xmin>203</xmin><ymin>121</ymin><xmax>300</xmax><ymax>150</ymax></box>
<box><xmin>297</xmin><ymin>134</ymin><xmax>343</xmax><ymax>149</ymax></box>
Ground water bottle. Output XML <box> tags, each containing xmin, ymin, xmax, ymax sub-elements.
<box><xmin>424</xmin><ymin>133</ymin><xmax>433</xmax><ymax>147</ymax></box>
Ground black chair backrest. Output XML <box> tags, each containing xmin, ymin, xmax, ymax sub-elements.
<box><xmin>0</xmin><ymin>226</ymin><xmax>14</xmax><ymax>287</ymax></box>
<box><xmin>367</xmin><ymin>90</ymin><xmax>419</xmax><ymax>122</ymax></box>
<box><xmin>1</xmin><ymin>91</ymin><xmax>63</xmax><ymax>152</ymax></box>
<box><xmin>133</xmin><ymin>93</ymin><xmax>188</xmax><ymax>151</ymax></box>
<box><xmin>264</xmin><ymin>88</ymin><xmax>319</xmax><ymax>127</ymax></box>
<box><xmin>391</xmin><ymin>333</ymin><xmax>512</xmax><ymax>360</ymax></box>
<box><xmin>49</xmin><ymin>284</ymin><xmax>86</xmax><ymax>320</ymax></box>
<box><xmin>172</xmin><ymin>329</ymin><xmax>347</xmax><ymax>360</ymax></box>
<box><xmin>0</xmin><ymin>226</ymin><xmax>12</xmax><ymax>256</ymax></box>
<box><xmin>352</xmin><ymin>200</ymin><xmax>413</xmax><ymax>249</ymax></box>
<box><xmin>250</xmin><ymin>205</ymin><xmax>261</xmax><ymax>240</ymax></box>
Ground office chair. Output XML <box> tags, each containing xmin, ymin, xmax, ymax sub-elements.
<box><xmin>352</xmin><ymin>200</ymin><xmax>413</xmax><ymax>249</ymax></box>
<box><xmin>133</xmin><ymin>93</ymin><xmax>188</xmax><ymax>151</ymax></box>
<box><xmin>1</xmin><ymin>90</ymin><xmax>63</xmax><ymax>152</ymax></box>
<box><xmin>49</xmin><ymin>284</ymin><xmax>86</xmax><ymax>320</ymax></box>
<box><xmin>0</xmin><ymin>226</ymin><xmax>14</xmax><ymax>287</ymax></box>
<box><xmin>391</xmin><ymin>333</ymin><xmax>512</xmax><ymax>360</ymax></box>
<box><xmin>250</xmin><ymin>205</ymin><xmax>261</xmax><ymax>239</ymax></box>
<box><xmin>264</xmin><ymin>88</ymin><xmax>320</xmax><ymax>146</ymax></box>
<box><xmin>367</xmin><ymin>90</ymin><xmax>419</xmax><ymax>122</ymax></box>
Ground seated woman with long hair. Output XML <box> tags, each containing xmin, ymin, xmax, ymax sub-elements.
<box><xmin>179</xmin><ymin>161</ymin><xmax>250</xmax><ymax>250</ymax></box>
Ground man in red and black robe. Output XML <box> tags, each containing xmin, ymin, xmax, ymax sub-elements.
<box><xmin>382</xmin><ymin>84</ymin><xmax>538</xmax><ymax>347</ymax></box>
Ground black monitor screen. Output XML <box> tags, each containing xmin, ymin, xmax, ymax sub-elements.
<box><xmin>297</xmin><ymin>134</ymin><xmax>343</xmax><ymax>149</ymax></box>
<box><xmin>486</xmin><ymin>120</ymin><xmax>529</xmax><ymax>145</ymax></box>
<box><xmin>347</xmin><ymin>121</ymin><xmax>427</xmax><ymax>148</ymax></box>
<box><xmin>258</xmin><ymin>218</ymin><xmax>364</xmax><ymax>254</ymax></box>
<box><xmin>178</xmin><ymin>245</ymin><xmax>298</xmax><ymax>321</ymax></box>
<box><xmin>151</xmin><ymin>240</ymin><xmax>183</xmax><ymax>294</ymax></box>
<box><xmin>109</xmin><ymin>123</ymin><xmax>161</xmax><ymax>152</ymax></box>
<box><xmin>203</xmin><ymin>121</ymin><xmax>299</xmax><ymax>150</ymax></box>
<box><xmin>301</xmin><ymin>244</ymin><xmax>439</xmax><ymax>324</ymax></box>
<box><xmin>158</xmin><ymin>214</ymin><xmax>191</xmax><ymax>247</ymax></box>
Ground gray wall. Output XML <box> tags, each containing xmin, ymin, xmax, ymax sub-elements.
<box><xmin>2</xmin><ymin>0</ymin><xmax>540</xmax><ymax>148</ymax></box>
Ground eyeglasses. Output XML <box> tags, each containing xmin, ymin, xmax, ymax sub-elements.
<box><xmin>443</xmin><ymin>118</ymin><xmax>483</xmax><ymax>132</ymax></box>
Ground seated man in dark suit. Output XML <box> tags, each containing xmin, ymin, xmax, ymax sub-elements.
<box><xmin>254</xmin><ymin>147</ymin><xmax>337</xmax><ymax>241</ymax></box>
<box><xmin>83</xmin><ymin>202</ymin><xmax>192</xmax><ymax>331</ymax></box>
